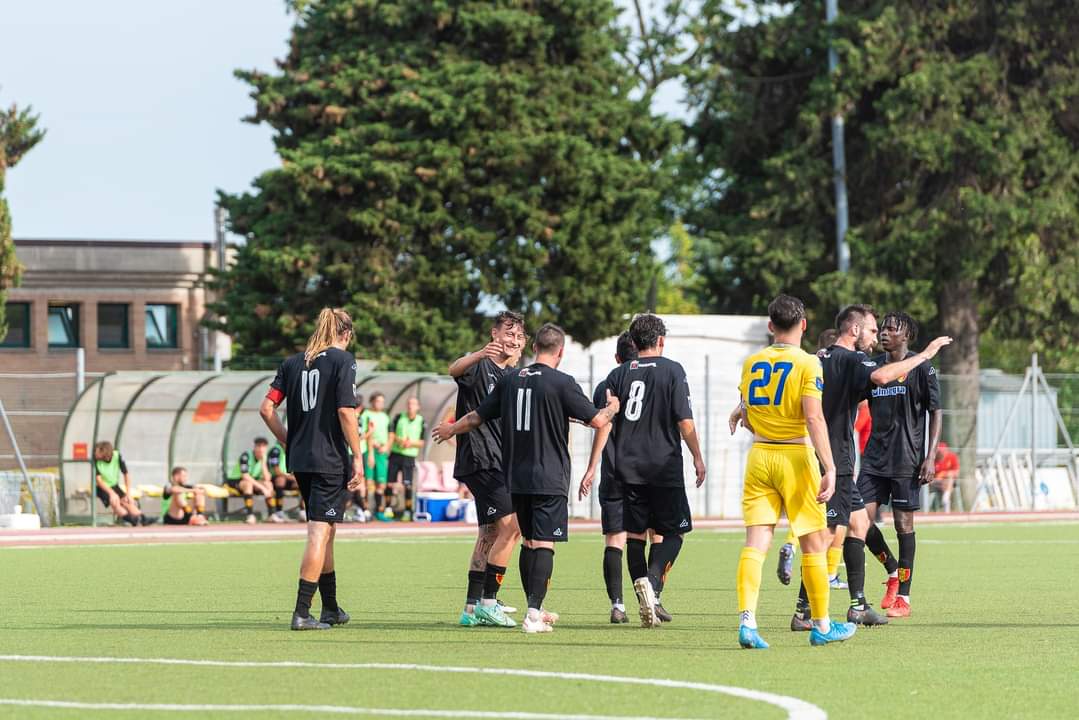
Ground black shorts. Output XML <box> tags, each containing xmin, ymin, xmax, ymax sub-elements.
<box><xmin>598</xmin><ymin>473</ymin><xmax>624</xmax><ymax>535</ymax></box>
<box><xmin>512</xmin><ymin>493</ymin><xmax>569</xmax><ymax>543</ymax></box>
<box><xmin>387</xmin><ymin>454</ymin><xmax>416</xmax><ymax>487</ymax></box>
<box><xmin>459</xmin><ymin>469</ymin><xmax>513</xmax><ymax>525</ymax></box>
<box><xmin>826</xmin><ymin>474</ymin><xmax>862</xmax><ymax>527</ymax></box>
<box><xmin>163</xmin><ymin>512</ymin><xmax>191</xmax><ymax>525</ymax></box>
<box><xmin>857</xmin><ymin>471</ymin><xmax>921</xmax><ymax>511</ymax></box>
<box><xmin>295</xmin><ymin>471</ymin><xmax>349</xmax><ymax>523</ymax></box>
<box><xmin>623</xmin><ymin>484</ymin><xmax>692</xmax><ymax>536</ymax></box>
<box><xmin>95</xmin><ymin>485</ymin><xmax>126</xmax><ymax>508</ymax></box>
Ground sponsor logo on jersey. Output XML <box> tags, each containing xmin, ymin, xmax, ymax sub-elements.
<box><xmin>629</xmin><ymin>361</ymin><xmax>657</xmax><ymax>370</ymax></box>
<box><xmin>486</xmin><ymin>506</ymin><xmax>496</xmax><ymax>516</ymax></box>
<box><xmin>519</xmin><ymin>369</ymin><xmax>542</xmax><ymax>377</ymax></box>
<box><xmin>679</xmin><ymin>519</ymin><xmax>689</xmax><ymax>529</ymax></box>
<box><xmin>872</xmin><ymin>385</ymin><xmax>908</xmax><ymax>397</ymax></box>
<box><xmin>325</xmin><ymin>508</ymin><xmax>337</xmax><ymax>517</ymax></box>
<box><xmin>553</xmin><ymin>528</ymin><xmax>563</xmax><ymax>537</ymax></box>
<box><xmin>862</xmin><ymin>360</ymin><xmax>877</xmax><ymax>367</ymax></box>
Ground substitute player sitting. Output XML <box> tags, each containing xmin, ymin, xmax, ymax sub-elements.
<box><xmin>733</xmin><ymin>294</ymin><xmax>856</xmax><ymax>648</ymax></box>
<box><xmin>163</xmin><ymin>466</ymin><xmax>208</xmax><ymax>526</ymax></box>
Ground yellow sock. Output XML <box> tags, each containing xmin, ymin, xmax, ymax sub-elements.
<box><xmin>827</xmin><ymin>547</ymin><xmax>842</xmax><ymax>578</ymax></box>
<box><xmin>736</xmin><ymin>547</ymin><xmax>766</xmax><ymax>615</ymax></box>
<box><xmin>785</xmin><ymin>528</ymin><xmax>797</xmax><ymax>545</ymax></box>
<box><xmin>801</xmin><ymin>552</ymin><xmax>830</xmax><ymax>620</ymax></box>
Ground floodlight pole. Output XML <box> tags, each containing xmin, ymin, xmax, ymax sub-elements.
<box><xmin>826</xmin><ymin>0</ymin><xmax>850</xmax><ymax>273</ymax></box>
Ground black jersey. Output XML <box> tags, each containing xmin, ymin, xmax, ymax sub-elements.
<box><xmin>604</xmin><ymin>355</ymin><xmax>693</xmax><ymax>487</ymax></box>
<box><xmin>453</xmin><ymin>357</ymin><xmax>513</xmax><ymax>476</ymax></box>
<box><xmin>477</xmin><ymin>362</ymin><xmax>598</xmax><ymax>495</ymax></box>
<box><xmin>269</xmin><ymin>348</ymin><xmax>357</xmax><ymax>475</ymax></box>
<box><xmin>862</xmin><ymin>352</ymin><xmax>941</xmax><ymax>477</ymax></box>
<box><xmin>593</xmin><ymin>380</ymin><xmax>617</xmax><ymax>490</ymax></box>
<box><xmin>820</xmin><ymin>344</ymin><xmax>878</xmax><ymax>476</ymax></box>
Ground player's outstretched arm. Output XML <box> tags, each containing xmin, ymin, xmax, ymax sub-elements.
<box><xmin>678</xmin><ymin>419</ymin><xmax>707</xmax><ymax>487</ymax></box>
<box><xmin>447</xmin><ymin>342</ymin><xmax>504</xmax><ymax>378</ymax></box>
<box><xmin>578</xmin><ymin>423</ymin><xmax>612</xmax><ymax>500</ymax></box>
<box><xmin>869</xmin><ymin>336</ymin><xmax>953</xmax><ymax>386</ymax></box>
<box><xmin>259</xmin><ymin>397</ymin><xmax>288</xmax><ymax>447</ymax></box>
<box><xmin>433</xmin><ymin>411</ymin><xmax>483</xmax><ymax>443</ymax></box>
<box><xmin>803</xmin><ymin>396</ymin><xmax>836</xmax><ymax>503</ymax></box>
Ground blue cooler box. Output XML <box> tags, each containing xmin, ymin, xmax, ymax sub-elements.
<box><xmin>416</xmin><ymin>491</ymin><xmax>460</xmax><ymax>522</ymax></box>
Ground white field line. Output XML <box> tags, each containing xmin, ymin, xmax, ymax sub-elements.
<box><xmin>0</xmin><ymin>656</ymin><xmax>827</xmax><ymax>720</ymax></box>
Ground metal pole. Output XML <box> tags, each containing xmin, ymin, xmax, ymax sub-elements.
<box><xmin>1030</xmin><ymin>353</ymin><xmax>1038</xmax><ymax>509</ymax></box>
<box><xmin>75</xmin><ymin>347</ymin><xmax>85</xmax><ymax>395</ymax></box>
<box><xmin>825</xmin><ymin>0</ymin><xmax>850</xmax><ymax>273</ymax></box>
<box><xmin>213</xmin><ymin>204</ymin><xmax>227</xmax><ymax>372</ymax></box>
<box><xmin>704</xmin><ymin>354</ymin><xmax>711</xmax><ymax>517</ymax></box>
<box><xmin>0</xmin><ymin>399</ymin><xmax>45</xmax><ymax>521</ymax></box>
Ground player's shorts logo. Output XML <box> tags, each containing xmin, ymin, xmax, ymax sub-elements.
<box><xmin>486</xmin><ymin>506</ymin><xmax>496</xmax><ymax>516</ymax></box>
<box><xmin>553</xmin><ymin>528</ymin><xmax>563</xmax><ymax>537</ymax></box>
<box><xmin>325</xmin><ymin>508</ymin><xmax>337</xmax><ymax>517</ymax></box>
<box><xmin>826</xmin><ymin>508</ymin><xmax>837</xmax><ymax>518</ymax></box>
<box><xmin>679</xmin><ymin>519</ymin><xmax>689</xmax><ymax>528</ymax></box>
<box><xmin>898</xmin><ymin>568</ymin><xmax>911</xmax><ymax>583</ymax></box>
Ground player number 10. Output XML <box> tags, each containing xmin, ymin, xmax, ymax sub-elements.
<box><xmin>300</xmin><ymin>369</ymin><xmax>320</xmax><ymax>412</ymax></box>
<box><xmin>747</xmin><ymin>361</ymin><xmax>793</xmax><ymax>406</ymax></box>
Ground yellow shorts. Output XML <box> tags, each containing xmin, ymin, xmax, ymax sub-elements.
<box><xmin>742</xmin><ymin>442</ymin><xmax>827</xmax><ymax>538</ymax></box>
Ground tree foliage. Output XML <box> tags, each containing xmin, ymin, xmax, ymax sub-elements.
<box><xmin>0</xmin><ymin>101</ymin><xmax>45</xmax><ymax>341</ymax></box>
<box><xmin>215</xmin><ymin>0</ymin><xmax>678</xmax><ymax>369</ymax></box>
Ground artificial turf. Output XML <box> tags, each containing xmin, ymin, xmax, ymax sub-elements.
<box><xmin>0</xmin><ymin>521</ymin><xmax>1076</xmax><ymax>719</ymax></box>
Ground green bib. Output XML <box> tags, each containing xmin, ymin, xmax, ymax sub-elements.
<box><xmin>363</xmin><ymin>410</ymin><xmax>390</xmax><ymax>446</ymax></box>
<box><xmin>96</xmin><ymin>453</ymin><xmax>122</xmax><ymax>488</ymax></box>
<box><xmin>229</xmin><ymin>451</ymin><xmax>265</xmax><ymax>481</ymax></box>
<box><xmin>391</xmin><ymin>413</ymin><xmax>424</xmax><ymax>458</ymax></box>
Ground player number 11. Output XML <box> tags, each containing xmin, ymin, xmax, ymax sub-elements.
<box><xmin>747</xmin><ymin>361</ymin><xmax>793</xmax><ymax>406</ymax></box>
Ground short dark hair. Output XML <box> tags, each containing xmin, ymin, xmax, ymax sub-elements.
<box><xmin>170</xmin><ymin>466</ymin><xmax>187</xmax><ymax>478</ymax></box>
<box><xmin>370</xmin><ymin>392</ymin><xmax>384</xmax><ymax>402</ymax></box>
<box><xmin>817</xmin><ymin>328</ymin><xmax>839</xmax><ymax>350</ymax></box>
<box><xmin>533</xmin><ymin>323</ymin><xmax>566</xmax><ymax>354</ymax></box>
<box><xmin>768</xmin><ymin>294</ymin><xmax>806</xmax><ymax>331</ymax></box>
<box><xmin>881</xmin><ymin>311</ymin><xmax>919</xmax><ymax>344</ymax></box>
<box><xmin>835</xmin><ymin>304</ymin><xmax>876</xmax><ymax>334</ymax></box>
<box><xmin>493</xmin><ymin>310</ymin><xmax>525</xmax><ymax>333</ymax></box>
<box><xmin>254</xmin><ymin>437</ymin><xmax>269</xmax><ymax>446</ymax></box>
<box><xmin>629</xmin><ymin>313</ymin><xmax>666</xmax><ymax>351</ymax></box>
<box><xmin>615</xmin><ymin>331</ymin><xmax>638</xmax><ymax>363</ymax></box>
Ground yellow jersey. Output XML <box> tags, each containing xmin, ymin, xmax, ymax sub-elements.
<box><xmin>739</xmin><ymin>344</ymin><xmax>823</xmax><ymax>441</ymax></box>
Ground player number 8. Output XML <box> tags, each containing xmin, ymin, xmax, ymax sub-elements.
<box><xmin>625</xmin><ymin>380</ymin><xmax>646</xmax><ymax>421</ymax></box>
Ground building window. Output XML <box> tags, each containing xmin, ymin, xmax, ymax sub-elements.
<box><xmin>1</xmin><ymin>302</ymin><xmax>31</xmax><ymax>348</ymax></box>
<box><xmin>97</xmin><ymin>303</ymin><xmax>130</xmax><ymax>349</ymax></box>
<box><xmin>48</xmin><ymin>304</ymin><xmax>80</xmax><ymax>348</ymax></box>
<box><xmin>146</xmin><ymin>303</ymin><xmax>179</xmax><ymax>349</ymax></box>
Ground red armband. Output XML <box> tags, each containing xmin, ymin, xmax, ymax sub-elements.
<box><xmin>266</xmin><ymin>387</ymin><xmax>285</xmax><ymax>405</ymax></box>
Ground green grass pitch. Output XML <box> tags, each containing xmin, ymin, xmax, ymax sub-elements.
<box><xmin>0</xmin><ymin>521</ymin><xmax>1076</xmax><ymax>718</ymax></box>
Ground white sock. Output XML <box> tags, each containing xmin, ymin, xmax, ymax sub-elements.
<box><xmin>527</xmin><ymin>607</ymin><xmax>541</xmax><ymax>622</ymax></box>
<box><xmin>613</xmin><ymin>603</ymin><xmax>625</xmax><ymax>612</ymax></box>
<box><xmin>480</xmin><ymin>598</ymin><xmax>496</xmax><ymax>607</ymax></box>
<box><xmin>888</xmin><ymin>571</ymin><xmax>899</xmax><ymax>579</ymax></box>
<box><xmin>813</xmin><ymin>618</ymin><xmax>831</xmax><ymax>633</ymax></box>
<box><xmin>740</xmin><ymin>610</ymin><xmax>757</xmax><ymax>629</ymax></box>
<box><xmin>898</xmin><ymin>594</ymin><xmax>910</xmax><ymax>603</ymax></box>
<box><xmin>464</xmin><ymin>604</ymin><xmax>475</xmax><ymax>614</ymax></box>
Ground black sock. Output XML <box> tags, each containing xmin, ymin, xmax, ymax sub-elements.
<box><xmin>519</xmin><ymin>546</ymin><xmax>535</xmax><ymax>598</ymax></box>
<box><xmin>295</xmin><ymin>578</ymin><xmax>318</xmax><ymax>618</ymax></box>
<box><xmin>603</xmin><ymin>547</ymin><xmax>623</xmax><ymax>605</ymax></box>
<box><xmin>383</xmin><ymin>487</ymin><xmax>393</xmax><ymax>510</ymax></box>
<box><xmin>375</xmin><ymin>491</ymin><xmax>384</xmax><ymax>512</ymax></box>
<box><xmin>527</xmin><ymin>548</ymin><xmax>554</xmax><ymax>610</ymax></box>
<box><xmin>865</xmin><ymin>524</ymin><xmax>899</xmax><ymax>573</ymax></box>
<box><xmin>318</xmin><ymin>571</ymin><xmax>338</xmax><ymax>612</ymax></box>
<box><xmin>897</xmin><ymin>531</ymin><xmax>915</xmax><ymax>595</ymax></box>
<box><xmin>844</xmin><ymin>536</ymin><xmax>867</xmax><ymax>606</ymax></box>
<box><xmin>275</xmin><ymin>486</ymin><xmax>285</xmax><ymax>510</ymax></box>
<box><xmin>483</xmin><ymin>564</ymin><xmax>506</xmax><ymax>601</ymax></box>
<box><xmin>466</xmin><ymin>570</ymin><xmax>485</xmax><ymax>607</ymax></box>
<box><xmin>797</xmin><ymin>579</ymin><xmax>809</xmax><ymax>613</ymax></box>
<box><xmin>647</xmin><ymin>535</ymin><xmax>683</xmax><ymax>595</ymax></box>
<box><xmin>404</xmin><ymin>485</ymin><xmax>413</xmax><ymax>512</ymax></box>
<box><xmin>244</xmin><ymin>495</ymin><xmax>254</xmax><ymax>515</ymax></box>
<box><xmin>626</xmin><ymin>538</ymin><xmax>648</xmax><ymax>582</ymax></box>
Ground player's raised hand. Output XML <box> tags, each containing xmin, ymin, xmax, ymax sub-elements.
<box><xmin>578</xmin><ymin>467</ymin><xmax>596</xmax><ymax>501</ymax></box>
<box><xmin>432</xmin><ymin>421</ymin><xmax>454</xmax><ymax>444</ymax></box>
<box><xmin>605</xmin><ymin>389</ymin><xmax>620</xmax><ymax>414</ymax></box>
<box><xmin>482</xmin><ymin>341</ymin><xmax>504</xmax><ymax>360</ymax></box>
<box><xmin>922</xmin><ymin>336</ymin><xmax>953</xmax><ymax>359</ymax></box>
<box><xmin>816</xmin><ymin>467</ymin><xmax>836</xmax><ymax>503</ymax></box>
<box><xmin>693</xmin><ymin>457</ymin><xmax>706</xmax><ymax>487</ymax></box>
<box><xmin>347</xmin><ymin>456</ymin><xmax>364</xmax><ymax>491</ymax></box>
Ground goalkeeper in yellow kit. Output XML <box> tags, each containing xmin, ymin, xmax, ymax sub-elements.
<box><xmin>732</xmin><ymin>295</ymin><xmax>856</xmax><ymax>648</ymax></box>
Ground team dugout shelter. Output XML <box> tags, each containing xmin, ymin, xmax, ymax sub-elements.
<box><xmin>59</xmin><ymin>369</ymin><xmax>460</xmax><ymax>525</ymax></box>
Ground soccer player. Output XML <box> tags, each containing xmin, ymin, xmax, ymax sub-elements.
<box><xmin>589</xmin><ymin>313</ymin><xmax>706</xmax><ymax>628</ymax></box>
<box><xmin>259</xmin><ymin>307</ymin><xmax>364</xmax><ymax>631</ymax></box>
<box><xmin>386</xmin><ymin>397</ymin><xmax>425</xmax><ymax>521</ymax></box>
<box><xmin>434</xmin><ymin>323</ymin><xmax>620</xmax><ymax>634</ymax></box>
<box><xmin>788</xmin><ymin>305</ymin><xmax>950</xmax><ymax>628</ymax></box>
<box><xmin>227</xmin><ymin>438</ymin><xmax>281</xmax><ymax>524</ymax></box>
<box><xmin>855</xmin><ymin>311</ymin><xmax>944</xmax><ymax>618</ymax></box>
<box><xmin>733</xmin><ymin>294</ymin><xmax>854</xmax><ymax>648</ymax></box>
<box><xmin>361</xmin><ymin>393</ymin><xmax>391</xmax><ymax>519</ymax></box>
<box><xmin>577</xmin><ymin>331</ymin><xmax>641</xmax><ymax>624</ymax></box>
<box><xmin>162</xmin><ymin>466</ymin><xmax>208</xmax><ymax>526</ymax></box>
<box><xmin>446</xmin><ymin>311</ymin><xmax>526</xmax><ymax>628</ymax></box>
<box><xmin>93</xmin><ymin>441</ymin><xmax>152</xmax><ymax>526</ymax></box>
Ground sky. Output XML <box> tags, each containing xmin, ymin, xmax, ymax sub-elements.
<box><xmin>2</xmin><ymin>1</ymin><xmax>686</xmax><ymax>242</ymax></box>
